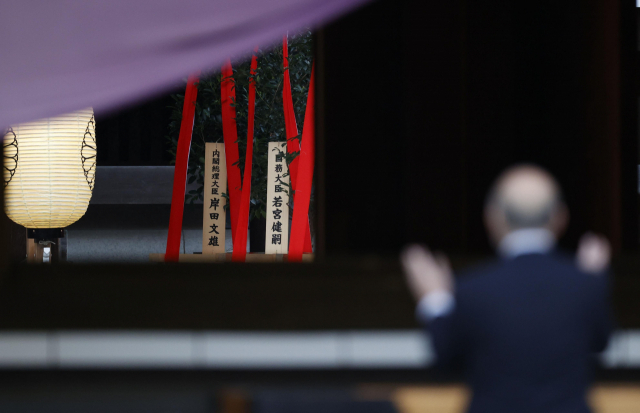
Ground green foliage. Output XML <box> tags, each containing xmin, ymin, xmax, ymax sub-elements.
<box><xmin>166</xmin><ymin>31</ymin><xmax>313</xmax><ymax>220</ymax></box>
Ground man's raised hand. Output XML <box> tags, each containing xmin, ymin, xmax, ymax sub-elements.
<box><xmin>576</xmin><ymin>232</ymin><xmax>610</xmax><ymax>274</ymax></box>
<box><xmin>401</xmin><ymin>244</ymin><xmax>454</xmax><ymax>301</ymax></box>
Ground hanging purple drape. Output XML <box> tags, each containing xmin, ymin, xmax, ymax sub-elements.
<box><xmin>0</xmin><ymin>0</ymin><xmax>370</xmax><ymax>128</ymax></box>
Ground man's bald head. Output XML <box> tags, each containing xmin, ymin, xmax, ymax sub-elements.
<box><xmin>484</xmin><ymin>165</ymin><xmax>568</xmax><ymax>244</ymax></box>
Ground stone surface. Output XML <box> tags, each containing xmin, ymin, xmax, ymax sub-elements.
<box><xmin>68</xmin><ymin>229</ymin><xmax>247</xmax><ymax>263</ymax></box>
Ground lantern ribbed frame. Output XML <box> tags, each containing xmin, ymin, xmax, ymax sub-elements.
<box><xmin>3</xmin><ymin>108</ymin><xmax>96</xmax><ymax>229</ymax></box>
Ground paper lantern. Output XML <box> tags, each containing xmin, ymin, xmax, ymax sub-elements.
<box><xmin>3</xmin><ymin>108</ymin><xmax>96</xmax><ymax>229</ymax></box>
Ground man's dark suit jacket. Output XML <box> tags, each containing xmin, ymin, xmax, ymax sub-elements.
<box><xmin>429</xmin><ymin>252</ymin><xmax>612</xmax><ymax>413</ymax></box>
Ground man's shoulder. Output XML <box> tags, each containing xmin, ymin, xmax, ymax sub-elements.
<box><xmin>455</xmin><ymin>252</ymin><xmax>586</xmax><ymax>293</ymax></box>
<box><xmin>456</xmin><ymin>258</ymin><xmax>502</xmax><ymax>281</ymax></box>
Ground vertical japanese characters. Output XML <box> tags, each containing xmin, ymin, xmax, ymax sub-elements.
<box><xmin>203</xmin><ymin>143</ymin><xmax>227</xmax><ymax>254</ymax></box>
<box><xmin>265</xmin><ymin>142</ymin><xmax>290</xmax><ymax>254</ymax></box>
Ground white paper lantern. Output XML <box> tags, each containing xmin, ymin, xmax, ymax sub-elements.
<box><xmin>3</xmin><ymin>109</ymin><xmax>96</xmax><ymax>229</ymax></box>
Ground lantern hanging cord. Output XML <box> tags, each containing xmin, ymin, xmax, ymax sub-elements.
<box><xmin>3</xmin><ymin>127</ymin><xmax>18</xmax><ymax>188</ymax></box>
<box><xmin>81</xmin><ymin>115</ymin><xmax>96</xmax><ymax>190</ymax></box>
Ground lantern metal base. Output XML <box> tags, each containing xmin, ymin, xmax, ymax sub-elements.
<box><xmin>26</xmin><ymin>229</ymin><xmax>65</xmax><ymax>264</ymax></box>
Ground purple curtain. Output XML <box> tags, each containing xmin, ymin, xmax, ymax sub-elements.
<box><xmin>0</xmin><ymin>0</ymin><xmax>369</xmax><ymax>128</ymax></box>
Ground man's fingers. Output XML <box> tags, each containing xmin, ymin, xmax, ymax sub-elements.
<box><xmin>401</xmin><ymin>244</ymin><xmax>454</xmax><ymax>299</ymax></box>
<box><xmin>402</xmin><ymin>244</ymin><xmax>436</xmax><ymax>274</ymax></box>
<box><xmin>401</xmin><ymin>245</ymin><xmax>430</xmax><ymax>300</ymax></box>
<box><xmin>401</xmin><ymin>244</ymin><xmax>429</xmax><ymax>266</ymax></box>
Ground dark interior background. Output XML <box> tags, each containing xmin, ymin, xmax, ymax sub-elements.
<box><xmin>322</xmin><ymin>0</ymin><xmax>638</xmax><ymax>257</ymax></box>
<box><xmin>95</xmin><ymin>94</ymin><xmax>176</xmax><ymax>167</ymax></box>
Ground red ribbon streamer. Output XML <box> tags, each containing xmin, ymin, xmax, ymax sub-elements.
<box><xmin>232</xmin><ymin>51</ymin><xmax>258</xmax><ymax>262</ymax></box>
<box><xmin>165</xmin><ymin>74</ymin><xmax>199</xmax><ymax>262</ymax></box>
<box><xmin>283</xmin><ymin>37</ymin><xmax>313</xmax><ymax>253</ymax></box>
<box><xmin>288</xmin><ymin>65</ymin><xmax>315</xmax><ymax>262</ymax></box>
<box><xmin>221</xmin><ymin>61</ymin><xmax>242</xmax><ymax>243</ymax></box>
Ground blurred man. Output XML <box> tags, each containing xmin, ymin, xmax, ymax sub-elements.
<box><xmin>402</xmin><ymin>164</ymin><xmax>613</xmax><ymax>413</ymax></box>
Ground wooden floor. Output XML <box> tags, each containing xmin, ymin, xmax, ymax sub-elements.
<box><xmin>386</xmin><ymin>384</ymin><xmax>640</xmax><ymax>413</ymax></box>
<box><xmin>391</xmin><ymin>386</ymin><xmax>469</xmax><ymax>413</ymax></box>
<box><xmin>590</xmin><ymin>385</ymin><xmax>640</xmax><ymax>413</ymax></box>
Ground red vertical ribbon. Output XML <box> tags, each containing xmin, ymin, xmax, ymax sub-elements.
<box><xmin>288</xmin><ymin>65</ymin><xmax>315</xmax><ymax>262</ymax></box>
<box><xmin>232</xmin><ymin>51</ymin><xmax>258</xmax><ymax>262</ymax></box>
<box><xmin>221</xmin><ymin>61</ymin><xmax>242</xmax><ymax>243</ymax></box>
<box><xmin>283</xmin><ymin>37</ymin><xmax>313</xmax><ymax>253</ymax></box>
<box><xmin>165</xmin><ymin>74</ymin><xmax>199</xmax><ymax>262</ymax></box>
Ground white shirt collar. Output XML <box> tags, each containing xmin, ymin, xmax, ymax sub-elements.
<box><xmin>498</xmin><ymin>228</ymin><xmax>556</xmax><ymax>259</ymax></box>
